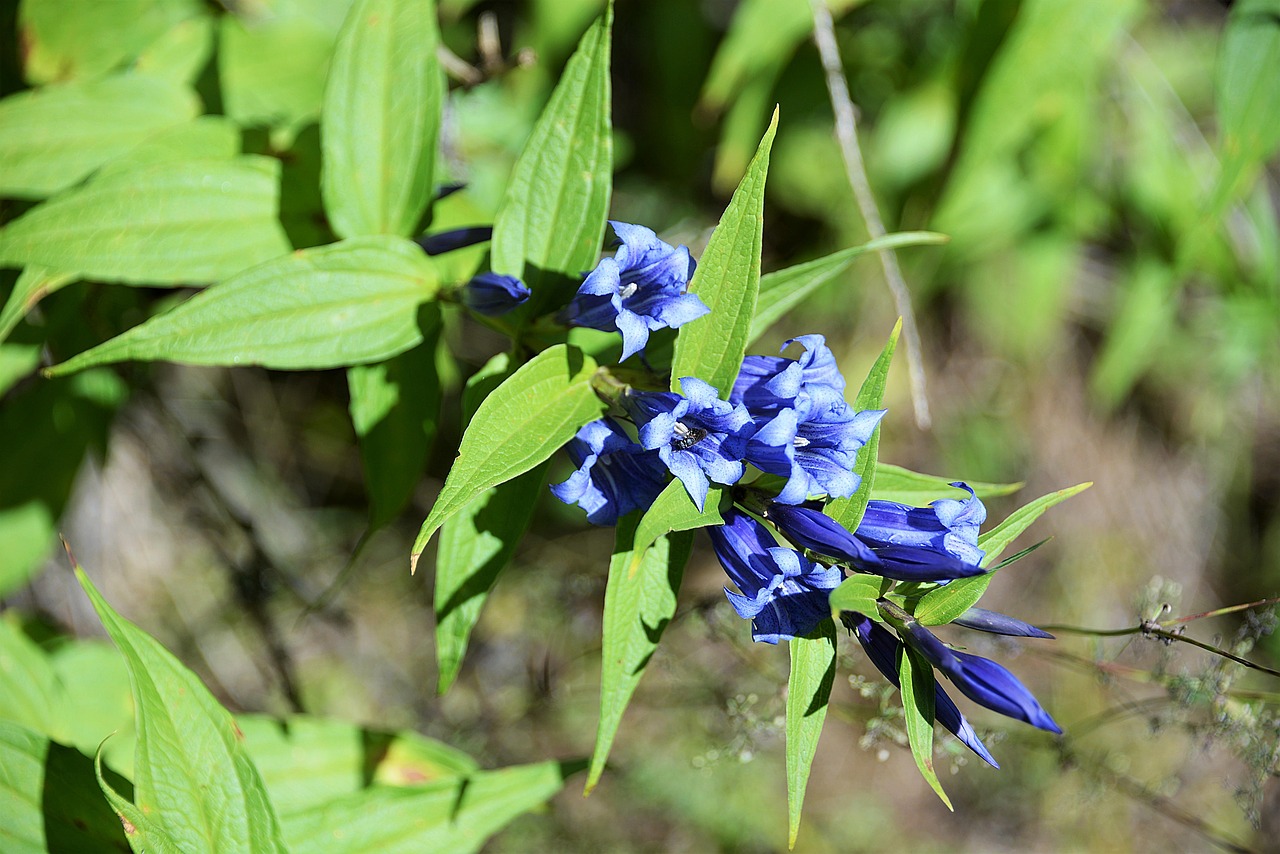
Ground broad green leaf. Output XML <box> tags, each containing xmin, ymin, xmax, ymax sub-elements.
<box><xmin>1214</xmin><ymin>0</ymin><xmax>1280</xmax><ymax>206</ymax></box>
<box><xmin>435</xmin><ymin>467</ymin><xmax>547</xmax><ymax>694</ymax></box>
<box><xmin>349</xmin><ymin>305</ymin><xmax>444</xmax><ymax>530</ymax></box>
<box><xmin>586</xmin><ymin>517</ymin><xmax>692</xmax><ymax>793</ymax></box>
<box><xmin>870</xmin><ymin>462</ymin><xmax>1022</xmax><ymax>506</ymax></box>
<box><xmin>977</xmin><ymin>481</ymin><xmax>1092</xmax><ymax>567</ymax></box>
<box><xmin>750</xmin><ymin>233</ymin><xmax>948</xmax><ymax>345</ymax></box>
<box><xmin>627</xmin><ymin>478</ymin><xmax>724</xmax><ymax>577</ymax></box>
<box><xmin>0</xmin><ymin>721</ymin><xmax>132</xmax><ymax>854</ymax></box>
<box><xmin>410</xmin><ymin>344</ymin><xmax>604</xmax><ymax>570</ymax></box>
<box><xmin>19</xmin><ymin>0</ymin><xmax>203</xmax><ymax>85</ymax></box>
<box><xmin>825</xmin><ymin>321</ymin><xmax>899</xmax><ymax>531</ymax></box>
<box><xmin>785</xmin><ymin>619</ymin><xmax>836</xmax><ymax>850</ymax></box>
<box><xmin>0</xmin><ymin>157</ymin><xmax>289</xmax><ymax>286</ymax></box>
<box><xmin>671</xmin><ymin>109</ymin><xmax>776</xmax><ymax>398</ymax></box>
<box><xmin>0</xmin><ymin>617</ymin><xmax>62</xmax><ymax>738</ymax></box>
<box><xmin>322</xmin><ymin>0</ymin><xmax>444</xmax><ymax>237</ymax></box>
<box><xmin>0</xmin><ymin>74</ymin><xmax>199</xmax><ymax>198</ymax></box>
<box><xmin>827</xmin><ymin>574</ymin><xmax>884</xmax><ymax>619</ymax></box>
<box><xmin>48</xmin><ymin>236</ymin><xmax>438</xmax><ymax>376</ymax></box>
<box><xmin>98</xmin><ymin>117</ymin><xmax>241</xmax><ymax>178</ymax></box>
<box><xmin>898</xmin><ymin>644</ymin><xmax>951</xmax><ymax>810</ymax></box>
<box><xmin>76</xmin><ymin>568</ymin><xmax>289</xmax><ymax>853</ymax></box>
<box><xmin>0</xmin><ymin>266</ymin><xmax>76</xmax><ymax>343</ymax></box>
<box><xmin>49</xmin><ymin>641</ymin><xmax>136</xmax><ymax>777</ymax></box>
<box><xmin>490</xmin><ymin>6</ymin><xmax>612</xmax><ymax>314</ymax></box>
<box><xmin>220</xmin><ymin>0</ymin><xmax>354</xmax><ymax>147</ymax></box>
<box><xmin>283</xmin><ymin>760</ymin><xmax>575</xmax><ymax>854</ymax></box>
<box><xmin>135</xmin><ymin>12</ymin><xmax>214</xmax><ymax>85</ymax></box>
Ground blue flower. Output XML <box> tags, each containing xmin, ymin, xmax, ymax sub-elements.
<box><xmin>551</xmin><ymin>418</ymin><xmax>668</xmax><ymax>525</ymax></box>
<box><xmin>561</xmin><ymin>222</ymin><xmax>710</xmax><ymax>361</ymax></box>
<box><xmin>730</xmin><ymin>334</ymin><xmax>847</xmax><ymax>412</ymax></box>
<box><xmin>707</xmin><ymin>509</ymin><xmax>843</xmax><ymax>644</ymax></box>
<box><xmin>848</xmin><ymin>612</ymin><xmax>998</xmax><ymax>767</ymax></box>
<box><xmin>953</xmin><ymin>608</ymin><xmax>1054</xmax><ymax>639</ymax></box>
<box><xmin>415</xmin><ymin>225</ymin><xmax>493</xmax><ymax>256</ymax></box>
<box><xmin>459</xmin><ymin>272</ymin><xmax>531</xmax><ymax>316</ymax></box>
<box><xmin>902</xmin><ymin>620</ymin><xmax>1062</xmax><ymax>734</ymax></box>
<box><xmin>622</xmin><ymin>378</ymin><xmax>753</xmax><ymax>511</ymax></box>
<box><xmin>856</xmin><ymin>483</ymin><xmax>987</xmax><ymax>568</ymax></box>
<box><xmin>765</xmin><ymin>502</ymin><xmax>986</xmax><ymax>582</ymax></box>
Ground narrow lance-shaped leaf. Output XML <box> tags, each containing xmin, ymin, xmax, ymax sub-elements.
<box><xmin>491</xmin><ymin>5</ymin><xmax>613</xmax><ymax>314</ymax></box>
<box><xmin>627</xmin><ymin>478</ymin><xmax>724</xmax><ymax>577</ymax></box>
<box><xmin>825</xmin><ymin>320</ymin><xmax>900</xmax><ymax>531</ymax></box>
<box><xmin>322</xmin><ymin>0</ymin><xmax>444</xmax><ymax>238</ymax></box>
<box><xmin>48</xmin><ymin>237</ymin><xmax>439</xmax><ymax>376</ymax></box>
<box><xmin>899</xmin><ymin>643</ymin><xmax>952</xmax><ymax>810</ymax></box>
<box><xmin>1212</xmin><ymin>0</ymin><xmax>1280</xmax><ymax>209</ymax></box>
<box><xmin>671</xmin><ymin>108</ymin><xmax>777</xmax><ymax>397</ymax></box>
<box><xmin>870</xmin><ymin>462</ymin><xmax>1021</xmax><ymax>507</ymax></box>
<box><xmin>75</xmin><ymin>567</ymin><xmax>289</xmax><ymax>853</ymax></box>
<box><xmin>785</xmin><ymin>619</ymin><xmax>836</xmax><ymax>850</ymax></box>
<box><xmin>750</xmin><ymin>232</ymin><xmax>948</xmax><ymax>345</ymax></box>
<box><xmin>586</xmin><ymin>517</ymin><xmax>692</xmax><ymax>794</ymax></box>
<box><xmin>410</xmin><ymin>344</ymin><xmax>605</xmax><ymax>570</ymax></box>
<box><xmin>0</xmin><ymin>157</ymin><xmax>289</xmax><ymax>286</ymax></box>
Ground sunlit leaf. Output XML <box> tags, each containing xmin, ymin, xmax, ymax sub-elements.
<box><xmin>785</xmin><ymin>619</ymin><xmax>836</xmax><ymax>849</ymax></box>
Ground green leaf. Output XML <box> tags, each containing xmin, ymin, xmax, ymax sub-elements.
<box><xmin>0</xmin><ymin>721</ymin><xmax>133</xmax><ymax>853</ymax></box>
<box><xmin>75</xmin><ymin>567</ymin><xmax>290</xmax><ymax>853</ymax></box>
<box><xmin>0</xmin><ymin>343</ymin><xmax>40</xmax><ymax>396</ymax></box>
<box><xmin>825</xmin><ymin>320</ymin><xmax>900</xmax><ymax>532</ymax></box>
<box><xmin>827</xmin><ymin>575</ymin><xmax>884</xmax><ymax>619</ymax></box>
<box><xmin>870</xmin><ymin>462</ymin><xmax>1022</xmax><ymax>506</ymax></box>
<box><xmin>0</xmin><ymin>266</ymin><xmax>76</xmax><ymax>343</ymax></box>
<box><xmin>490</xmin><ymin>6</ymin><xmax>612</xmax><ymax>314</ymax></box>
<box><xmin>586</xmin><ymin>517</ymin><xmax>691</xmax><ymax>793</ymax></box>
<box><xmin>410</xmin><ymin>344</ymin><xmax>604</xmax><ymax>569</ymax></box>
<box><xmin>435</xmin><ymin>467</ymin><xmax>547</xmax><ymax>694</ymax></box>
<box><xmin>898</xmin><ymin>644</ymin><xmax>952</xmax><ymax>810</ymax></box>
<box><xmin>322</xmin><ymin>0</ymin><xmax>444</xmax><ymax>237</ymax></box>
<box><xmin>1214</xmin><ymin>0</ymin><xmax>1280</xmax><ymax>206</ymax></box>
<box><xmin>627</xmin><ymin>478</ymin><xmax>724</xmax><ymax>577</ymax></box>
<box><xmin>785</xmin><ymin>619</ymin><xmax>836</xmax><ymax>850</ymax></box>
<box><xmin>0</xmin><ymin>74</ymin><xmax>200</xmax><ymax>198</ymax></box>
<box><xmin>349</xmin><ymin>306</ymin><xmax>444</xmax><ymax>530</ymax></box>
<box><xmin>135</xmin><ymin>13</ymin><xmax>214</xmax><ymax>85</ymax></box>
<box><xmin>671</xmin><ymin>109</ymin><xmax>776</xmax><ymax>398</ymax></box>
<box><xmin>49</xmin><ymin>641</ymin><xmax>136</xmax><ymax>777</ymax></box>
<box><xmin>48</xmin><ymin>236</ymin><xmax>438</xmax><ymax>376</ymax></box>
<box><xmin>98</xmin><ymin>116</ymin><xmax>241</xmax><ymax>178</ymax></box>
<box><xmin>282</xmin><ymin>760</ymin><xmax>575</xmax><ymax>854</ymax></box>
<box><xmin>750</xmin><ymin>233</ymin><xmax>948</xmax><ymax>345</ymax></box>
<box><xmin>977</xmin><ymin>481</ymin><xmax>1092</xmax><ymax>567</ymax></box>
<box><xmin>0</xmin><ymin>157</ymin><xmax>290</xmax><ymax>286</ymax></box>
<box><xmin>0</xmin><ymin>616</ymin><xmax>62</xmax><ymax>738</ymax></box>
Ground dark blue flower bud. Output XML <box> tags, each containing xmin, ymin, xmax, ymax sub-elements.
<box><xmin>459</xmin><ymin>272</ymin><xmax>530</xmax><ymax>316</ymax></box>
<box><xmin>953</xmin><ymin>608</ymin><xmax>1054</xmax><ymax>639</ymax></box>
<box><xmin>415</xmin><ymin>225</ymin><xmax>493</xmax><ymax>256</ymax></box>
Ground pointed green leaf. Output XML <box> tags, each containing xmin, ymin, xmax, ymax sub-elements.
<box><xmin>0</xmin><ymin>266</ymin><xmax>77</xmax><ymax>343</ymax></box>
<box><xmin>977</xmin><ymin>481</ymin><xmax>1092</xmax><ymax>566</ymax></box>
<box><xmin>1214</xmin><ymin>0</ymin><xmax>1280</xmax><ymax>206</ymax></box>
<box><xmin>785</xmin><ymin>619</ymin><xmax>836</xmax><ymax>849</ymax></box>
<box><xmin>349</xmin><ymin>305</ymin><xmax>444</xmax><ymax>530</ymax></box>
<box><xmin>491</xmin><ymin>6</ymin><xmax>613</xmax><ymax>314</ymax></box>
<box><xmin>0</xmin><ymin>73</ymin><xmax>199</xmax><ymax>198</ymax></box>
<box><xmin>0</xmin><ymin>721</ymin><xmax>133</xmax><ymax>854</ymax></box>
<box><xmin>587</xmin><ymin>517</ymin><xmax>692</xmax><ymax>793</ymax></box>
<box><xmin>750</xmin><ymin>232</ymin><xmax>948</xmax><ymax>345</ymax></box>
<box><xmin>322</xmin><ymin>0</ymin><xmax>444</xmax><ymax>237</ymax></box>
<box><xmin>898</xmin><ymin>644</ymin><xmax>952</xmax><ymax>810</ymax></box>
<box><xmin>827</xmin><ymin>574</ymin><xmax>884</xmax><ymax>618</ymax></box>
<box><xmin>627</xmin><ymin>478</ymin><xmax>724</xmax><ymax>577</ymax></box>
<box><xmin>48</xmin><ymin>236</ymin><xmax>438</xmax><ymax>376</ymax></box>
<box><xmin>410</xmin><ymin>344</ymin><xmax>604</xmax><ymax>569</ymax></box>
<box><xmin>825</xmin><ymin>321</ymin><xmax>900</xmax><ymax>531</ymax></box>
<box><xmin>0</xmin><ymin>157</ymin><xmax>289</xmax><ymax>286</ymax></box>
<box><xmin>870</xmin><ymin>462</ymin><xmax>1022</xmax><ymax>506</ymax></box>
<box><xmin>671</xmin><ymin>109</ymin><xmax>776</xmax><ymax>397</ymax></box>
<box><xmin>75</xmin><ymin>568</ymin><xmax>289</xmax><ymax>853</ymax></box>
<box><xmin>435</xmin><ymin>466</ymin><xmax>547</xmax><ymax>694</ymax></box>
<box><xmin>283</xmin><ymin>760</ymin><xmax>575</xmax><ymax>854</ymax></box>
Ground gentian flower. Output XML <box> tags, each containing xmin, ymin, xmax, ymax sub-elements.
<box><xmin>953</xmin><ymin>608</ymin><xmax>1054</xmax><ymax>639</ymax></box>
<box><xmin>551</xmin><ymin>418</ymin><xmax>668</xmax><ymax>526</ymax></box>
<box><xmin>622</xmin><ymin>378</ymin><xmax>752</xmax><ymax>511</ymax></box>
<box><xmin>730</xmin><ymin>334</ymin><xmax>847</xmax><ymax>412</ymax></box>
<box><xmin>561</xmin><ymin>221</ymin><xmax>709</xmax><ymax>361</ymax></box>
<box><xmin>765</xmin><ymin>502</ymin><xmax>987</xmax><ymax>582</ymax></box>
<box><xmin>459</xmin><ymin>272</ymin><xmax>530</xmax><ymax>316</ymax></box>
<box><xmin>902</xmin><ymin>620</ymin><xmax>1062</xmax><ymax>734</ymax></box>
<box><xmin>414</xmin><ymin>225</ymin><xmax>493</xmax><ymax>256</ymax></box>
<box><xmin>856</xmin><ymin>483</ymin><xmax>987</xmax><ymax>568</ymax></box>
<box><xmin>848</xmin><ymin>612</ymin><xmax>998</xmax><ymax>767</ymax></box>
<box><xmin>707</xmin><ymin>509</ymin><xmax>842</xmax><ymax>644</ymax></box>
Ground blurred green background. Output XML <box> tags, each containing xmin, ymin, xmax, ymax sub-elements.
<box><xmin>2</xmin><ymin>0</ymin><xmax>1279</xmax><ymax>850</ymax></box>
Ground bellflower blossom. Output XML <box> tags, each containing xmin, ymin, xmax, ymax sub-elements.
<box><xmin>562</xmin><ymin>222</ymin><xmax>709</xmax><ymax>361</ymax></box>
<box><xmin>707</xmin><ymin>509</ymin><xmax>842</xmax><ymax>644</ymax></box>
<box><xmin>902</xmin><ymin>619</ymin><xmax>1062</xmax><ymax>734</ymax></box>
<box><xmin>857</xmin><ymin>482</ymin><xmax>988</xmax><ymax>568</ymax></box>
<box><xmin>551</xmin><ymin>418</ymin><xmax>667</xmax><ymax>526</ymax></box>
<box><xmin>458</xmin><ymin>272</ymin><xmax>531</xmax><ymax>316</ymax></box>
<box><xmin>622</xmin><ymin>378</ymin><xmax>752</xmax><ymax>511</ymax></box>
<box><xmin>848</xmin><ymin>613</ymin><xmax>998</xmax><ymax>767</ymax></box>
